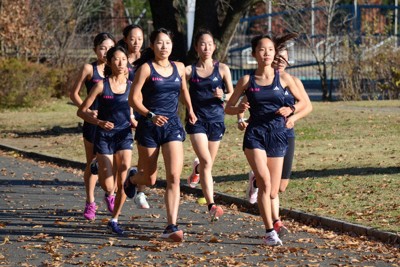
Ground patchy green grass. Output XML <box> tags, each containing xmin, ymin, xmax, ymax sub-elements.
<box><xmin>0</xmin><ymin>98</ymin><xmax>399</xmax><ymax>232</ymax></box>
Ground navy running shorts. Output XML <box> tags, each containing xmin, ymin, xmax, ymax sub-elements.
<box><xmin>185</xmin><ymin>121</ymin><xmax>225</xmax><ymax>141</ymax></box>
<box><xmin>135</xmin><ymin>116</ymin><xmax>186</xmax><ymax>148</ymax></box>
<box><xmin>243</xmin><ymin>123</ymin><xmax>288</xmax><ymax>157</ymax></box>
<box><xmin>95</xmin><ymin>127</ymin><xmax>133</xmax><ymax>155</ymax></box>
<box><xmin>82</xmin><ymin>121</ymin><xmax>97</xmax><ymax>144</ymax></box>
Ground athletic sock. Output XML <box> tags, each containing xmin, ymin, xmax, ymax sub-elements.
<box><xmin>265</xmin><ymin>228</ymin><xmax>274</xmax><ymax>233</ymax></box>
<box><xmin>208</xmin><ymin>203</ymin><xmax>215</xmax><ymax>211</ymax></box>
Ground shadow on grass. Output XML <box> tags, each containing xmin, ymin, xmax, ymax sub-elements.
<box><xmin>213</xmin><ymin>166</ymin><xmax>400</xmax><ymax>183</ymax></box>
<box><xmin>2</xmin><ymin>125</ymin><xmax>82</xmax><ymax>137</ymax></box>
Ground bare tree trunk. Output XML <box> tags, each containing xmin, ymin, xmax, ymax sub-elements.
<box><xmin>149</xmin><ymin>0</ymin><xmax>187</xmax><ymax>61</ymax></box>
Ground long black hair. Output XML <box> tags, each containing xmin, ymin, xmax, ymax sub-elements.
<box><xmin>93</xmin><ymin>32</ymin><xmax>116</xmax><ymax>49</ymax></box>
<box><xmin>133</xmin><ymin>28</ymin><xmax>174</xmax><ymax>68</ymax></box>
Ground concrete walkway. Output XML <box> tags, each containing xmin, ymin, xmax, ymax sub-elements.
<box><xmin>0</xmin><ymin>150</ymin><xmax>399</xmax><ymax>266</ymax></box>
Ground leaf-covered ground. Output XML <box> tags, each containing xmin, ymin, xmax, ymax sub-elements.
<box><xmin>0</xmin><ymin>151</ymin><xmax>399</xmax><ymax>266</ymax></box>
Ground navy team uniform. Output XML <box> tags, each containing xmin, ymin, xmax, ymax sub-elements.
<box><xmin>185</xmin><ymin>62</ymin><xmax>225</xmax><ymax>141</ymax></box>
<box><xmin>243</xmin><ymin>72</ymin><xmax>288</xmax><ymax>157</ymax></box>
<box><xmin>95</xmin><ymin>78</ymin><xmax>133</xmax><ymax>154</ymax></box>
<box><xmin>135</xmin><ymin>61</ymin><xmax>186</xmax><ymax>148</ymax></box>
<box><xmin>82</xmin><ymin>62</ymin><xmax>103</xmax><ymax>143</ymax></box>
<box><xmin>282</xmin><ymin>88</ymin><xmax>295</xmax><ymax>178</ymax></box>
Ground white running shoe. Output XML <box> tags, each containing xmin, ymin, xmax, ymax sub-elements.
<box><xmin>134</xmin><ymin>192</ymin><xmax>150</xmax><ymax>209</ymax></box>
<box><xmin>187</xmin><ymin>158</ymin><xmax>200</xmax><ymax>188</ymax></box>
<box><xmin>246</xmin><ymin>171</ymin><xmax>258</xmax><ymax>204</ymax></box>
<box><xmin>263</xmin><ymin>230</ymin><xmax>283</xmax><ymax>246</ymax></box>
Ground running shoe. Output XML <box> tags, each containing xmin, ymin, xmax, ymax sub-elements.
<box><xmin>104</xmin><ymin>194</ymin><xmax>115</xmax><ymax>214</ymax></box>
<box><xmin>124</xmin><ymin>167</ymin><xmax>138</xmax><ymax>199</ymax></box>
<box><xmin>160</xmin><ymin>224</ymin><xmax>184</xmax><ymax>242</ymax></box>
<box><xmin>90</xmin><ymin>159</ymin><xmax>98</xmax><ymax>175</ymax></box>
<box><xmin>209</xmin><ymin>204</ymin><xmax>224</xmax><ymax>222</ymax></box>
<box><xmin>107</xmin><ymin>220</ymin><xmax>125</xmax><ymax>236</ymax></box>
<box><xmin>187</xmin><ymin>158</ymin><xmax>200</xmax><ymax>188</ymax></box>
<box><xmin>134</xmin><ymin>192</ymin><xmax>150</xmax><ymax>209</ymax></box>
<box><xmin>83</xmin><ymin>202</ymin><xmax>96</xmax><ymax>220</ymax></box>
<box><xmin>246</xmin><ymin>171</ymin><xmax>258</xmax><ymax>204</ymax></box>
<box><xmin>274</xmin><ymin>220</ymin><xmax>289</xmax><ymax>237</ymax></box>
<box><xmin>263</xmin><ymin>230</ymin><xmax>283</xmax><ymax>246</ymax></box>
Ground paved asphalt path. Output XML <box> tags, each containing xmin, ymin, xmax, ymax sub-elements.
<box><xmin>0</xmin><ymin>152</ymin><xmax>399</xmax><ymax>266</ymax></box>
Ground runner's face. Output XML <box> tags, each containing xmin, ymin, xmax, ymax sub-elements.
<box><xmin>151</xmin><ymin>32</ymin><xmax>173</xmax><ymax>60</ymax></box>
<box><xmin>95</xmin><ymin>39</ymin><xmax>115</xmax><ymax>63</ymax></box>
<box><xmin>253</xmin><ymin>38</ymin><xmax>275</xmax><ymax>66</ymax></box>
<box><xmin>196</xmin><ymin>34</ymin><xmax>215</xmax><ymax>60</ymax></box>
<box><xmin>109</xmin><ymin>50</ymin><xmax>128</xmax><ymax>75</ymax></box>
<box><xmin>278</xmin><ymin>50</ymin><xmax>288</xmax><ymax>71</ymax></box>
<box><xmin>125</xmin><ymin>28</ymin><xmax>143</xmax><ymax>54</ymax></box>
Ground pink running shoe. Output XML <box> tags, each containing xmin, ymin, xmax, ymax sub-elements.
<box><xmin>274</xmin><ymin>220</ymin><xmax>289</xmax><ymax>237</ymax></box>
<box><xmin>187</xmin><ymin>158</ymin><xmax>200</xmax><ymax>188</ymax></box>
<box><xmin>160</xmin><ymin>224</ymin><xmax>184</xmax><ymax>242</ymax></box>
<box><xmin>209</xmin><ymin>204</ymin><xmax>224</xmax><ymax>222</ymax></box>
<box><xmin>104</xmin><ymin>194</ymin><xmax>115</xmax><ymax>214</ymax></box>
<box><xmin>83</xmin><ymin>202</ymin><xmax>96</xmax><ymax>220</ymax></box>
<box><xmin>246</xmin><ymin>171</ymin><xmax>258</xmax><ymax>204</ymax></box>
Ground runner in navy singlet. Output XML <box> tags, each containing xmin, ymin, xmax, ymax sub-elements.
<box><xmin>237</xmin><ymin>48</ymin><xmax>312</xmax><ymax>238</ymax></box>
<box><xmin>225</xmin><ymin>33</ymin><xmax>308</xmax><ymax>246</ymax></box>
<box><xmin>184</xmin><ymin>29</ymin><xmax>234</xmax><ymax>222</ymax></box>
<box><xmin>69</xmin><ymin>33</ymin><xmax>115</xmax><ymax>221</ymax></box>
<box><xmin>78</xmin><ymin>46</ymin><xmax>135</xmax><ymax>236</ymax></box>
<box><xmin>117</xmin><ymin>24</ymin><xmax>150</xmax><ymax>209</ymax></box>
<box><xmin>124</xmin><ymin>28</ymin><xmax>197</xmax><ymax>242</ymax></box>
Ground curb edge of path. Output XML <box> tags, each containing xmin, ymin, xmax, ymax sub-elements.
<box><xmin>1</xmin><ymin>143</ymin><xmax>398</xmax><ymax>245</ymax></box>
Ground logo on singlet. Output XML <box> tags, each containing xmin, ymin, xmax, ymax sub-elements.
<box><xmin>177</xmin><ymin>134</ymin><xmax>182</xmax><ymax>139</ymax></box>
<box><xmin>273</xmin><ymin>86</ymin><xmax>280</xmax><ymax>91</ymax></box>
<box><xmin>191</xmin><ymin>78</ymin><xmax>200</xmax><ymax>83</ymax></box>
<box><xmin>152</xmin><ymin>77</ymin><xmax>163</xmax><ymax>81</ymax></box>
<box><xmin>174</xmin><ymin>77</ymin><xmax>180</xmax><ymax>82</ymax></box>
<box><xmin>248</xmin><ymin>87</ymin><xmax>260</xmax><ymax>92</ymax></box>
<box><xmin>212</xmin><ymin>77</ymin><xmax>219</xmax><ymax>81</ymax></box>
<box><xmin>93</xmin><ymin>79</ymin><xmax>102</xmax><ymax>83</ymax></box>
<box><xmin>103</xmin><ymin>95</ymin><xmax>114</xmax><ymax>99</ymax></box>
<box><xmin>284</xmin><ymin>90</ymin><xmax>289</xmax><ymax>95</ymax></box>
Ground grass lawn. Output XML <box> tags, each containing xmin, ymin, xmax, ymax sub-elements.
<box><xmin>0</xmin><ymin>98</ymin><xmax>399</xmax><ymax>233</ymax></box>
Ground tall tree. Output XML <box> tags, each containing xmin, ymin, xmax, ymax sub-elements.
<box><xmin>277</xmin><ymin>0</ymin><xmax>347</xmax><ymax>101</ymax></box>
<box><xmin>148</xmin><ymin>0</ymin><xmax>259</xmax><ymax>64</ymax></box>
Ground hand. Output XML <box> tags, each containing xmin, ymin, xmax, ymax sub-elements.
<box><xmin>98</xmin><ymin>120</ymin><xmax>114</xmax><ymax>131</ymax></box>
<box><xmin>152</xmin><ymin>114</ymin><xmax>169</xmax><ymax>127</ymax></box>
<box><xmin>130</xmin><ymin>118</ymin><xmax>138</xmax><ymax>129</ymax></box>
<box><xmin>187</xmin><ymin>112</ymin><xmax>197</xmax><ymax>125</ymax></box>
<box><xmin>276</xmin><ymin>106</ymin><xmax>292</xmax><ymax>117</ymax></box>
<box><xmin>88</xmin><ymin>109</ymin><xmax>98</xmax><ymax>118</ymax></box>
<box><xmin>213</xmin><ymin>87</ymin><xmax>224</xmax><ymax>101</ymax></box>
<box><xmin>238</xmin><ymin>101</ymin><xmax>250</xmax><ymax>113</ymax></box>
<box><xmin>285</xmin><ymin>116</ymin><xmax>295</xmax><ymax>129</ymax></box>
<box><xmin>237</xmin><ymin>121</ymin><xmax>248</xmax><ymax>131</ymax></box>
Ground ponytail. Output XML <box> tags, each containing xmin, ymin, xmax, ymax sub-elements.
<box><xmin>133</xmin><ymin>47</ymin><xmax>154</xmax><ymax>68</ymax></box>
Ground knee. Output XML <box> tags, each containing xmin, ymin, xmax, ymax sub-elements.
<box><xmin>200</xmin><ymin>158</ymin><xmax>213</xmax><ymax>170</ymax></box>
<box><xmin>256</xmin><ymin>177</ymin><xmax>271</xmax><ymax>193</ymax></box>
<box><xmin>270</xmin><ymin>191</ymin><xmax>279</xmax><ymax>199</ymax></box>
<box><xmin>279</xmin><ymin>180</ymin><xmax>289</xmax><ymax>193</ymax></box>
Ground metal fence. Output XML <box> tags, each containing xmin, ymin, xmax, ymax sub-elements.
<box><xmin>227</xmin><ymin>4</ymin><xmax>400</xmax><ymax>88</ymax></box>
